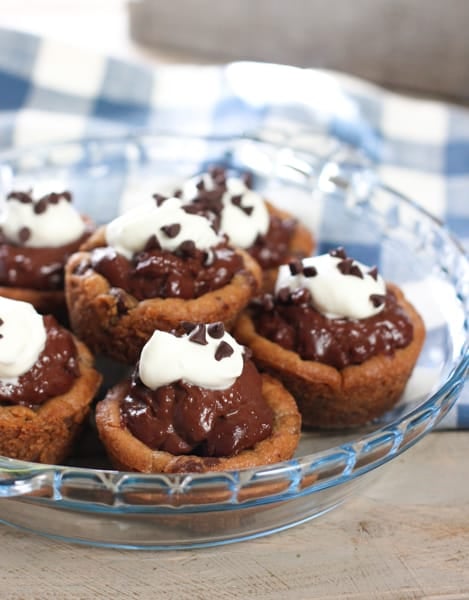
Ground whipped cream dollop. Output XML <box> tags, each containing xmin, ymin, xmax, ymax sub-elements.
<box><xmin>182</xmin><ymin>173</ymin><xmax>270</xmax><ymax>248</ymax></box>
<box><xmin>139</xmin><ymin>324</ymin><xmax>245</xmax><ymax>391</ymax></box>
<box><xmin>105</xmin><ymin>197</ymin><xmax>220</xmax><ymax>260</ymax></box>
<box><xmin>1</xmin><ymin>189</ymin><xmax>86</xmax><ymax>248</ymax></box>
<box><xmin>0</xmin><ymin>297</ymin><xmax>47</xmax><ymax>379</ymax></box>
<box><xmin>275</xmin><ymin>251</ymin><xmax>387</xmax><ymax>320</ymax></box>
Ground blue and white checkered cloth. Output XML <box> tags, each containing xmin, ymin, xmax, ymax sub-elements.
<box><xmin>0</xmin><ymin>27</ymin><xmax>467</xmax><ymax>427</ymax></box>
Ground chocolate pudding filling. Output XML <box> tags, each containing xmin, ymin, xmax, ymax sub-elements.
<box><xmin>89</xmin><ymin>241</ymin><xmax>244</xmax><ymax>301</ymax></box>
<box><xmin>253</xmin><ymin>288</ymin><xmax>414</xmax><ymax>370</ymax></box>
<box><xmin>0</xmin><ymin>230</ymin><xmax>92</xmax><ymax>290</ymax></box>
<box><xmin>121</xmin><ymin>359</ymin><xmax>274</xmax><ymax>457</ymax></box>
<box><xmin>0</xmin><ymin>315</ymin><xmax>79</xmax><ymax>407</ymax></box>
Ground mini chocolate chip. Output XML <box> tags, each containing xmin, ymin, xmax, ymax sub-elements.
<box><xmin>329</xmin><ymin>246</ymin><xmax>347</xmax><ymax>259</ymax></box>
<box><xmin>160</xmin><ymin>223</ymin><xmax>181</xmax><ymax>238</ymax></box>
<box><xmin>0</xmin><ymin>334</ymin><xmax>3</xmax><ymax>339</ymax></box>
<box><xmin>215</xmin><ymin>340</ymin><xmax>234</xmax><ymax>361</ymax></box>
<box><xmin>153</xmin><ymin>193</ymin><xmax>167</xmax><ymax>206</ymax></box>
<box><xmin>48</xmin><ymin>192</ymin><xmax>60</xmax><ymax>204</ymax></box>
<box><xmin>8</xmin><ymin>191</ymin><xmax>32</xmax><ymax>204</ymax></box>
<box><xmin>337</xmin><ymin>258</ymin><xmax>353</xmax><ymax>275</ymax></box>
<box><xmin>277</xmin><ymin>287</ymin><xmax>291</xmax><ymax>304</ymax></box>
<box><xmin>144</xmin><ymin>234</ymin><xmax>161</xmax><ymax>251</ymax></box>
<box><xmin>18</xmin><ymin>227</ymin><xmax>31</xmax><ymax>243</ymax></box>
<box><xmin>196</xmin><ymin>179</ymin><xmax>205</xmax><ymax>191</ymax></box>
<box><xmin>109</xmin><ymin>288</ymin><xmax>131</xmax><ymax>315</ymax></box>
<box><xmin>189</xmin><ymin>323</ymin><xmax>208</xmax><ymax>345</ymax></box>
<box><xmin>288</xmin><ymin>259</ymin><xmax>303</xmax><ymax>276</ymax></box>
<box><xmin>207</xmin><ymin>322</ymin><xmax>224</xmax><ymax>338</ymax></box>
<box><xmin>34</xmin><ymin>199</ymin><xmax>47</xmax><ymax>214</ymax></box>
<box><xmin>370</xmin><ymin>294</ymin><xmax>386</xmax><ymax>308</ymax></box>
<box><xmin>0</xmin><ymin>318</ymin><xmax>3</xmax><ymax>326</ymax></box>
<box><xmin>350</xmin><ymin>264</ymin><xmax>364</xmax><ymax>279</ymax></box>
<box><xmin>368</xmin><ymin>266</ymin><xmax>379</xmax><ymax>281</ymax></box>
<box><xmin>231</xmin><ymin>194</ymin><xmax>242</xmax><ymax>207</ymax></box>
<box><xmin>181</xmin><ymin>321</ymin><xmax>196</xmax><ymax>333</ymax></box>
<box><xmin>303</xmin><ymin>265</ymin><xmax>317</xmax><ymax>277</ymax></box>
<box><xmin>178</xmin><ymin>240</ymin><xmax>197</xmax><ymax>257</ymax></box>
<box><xmin>241</xmin><ymin>205</ymin><xmax>254</xmax><ymax>216</ymax></box>
<box><xmin>174</xmin><ymin>189</ymin><xmax>182</xmax><ymax>198</ymax></box>
<box><xmin>62</xmin><ymin>191</ymin><xmax>72</xmax><ymax>202</ymax></box>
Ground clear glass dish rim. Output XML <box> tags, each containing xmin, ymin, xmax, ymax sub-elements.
<box><xmin>0</xmin><ymin>130</ymin><xmax>466</xmax><ymax>508</ymax></box>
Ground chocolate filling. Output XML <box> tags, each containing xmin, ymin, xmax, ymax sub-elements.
<box><xmin>89</xmin><ymin>241</ymin><xmax>244</xmax><ymax>301</ymax></box>
<box><xmin>0</xmin><ymin>315</ymin><xmax>80</xmax><ymax>407</ymax></box>
<box><xmin>253</xmin><ymin>288</ymin><xmax>414</xmax><ymax>369</ymax></box>
<box><xmin>121</xmin><ymin>359</ymin><xmax>274</xmax><ymax>457</ymax></box>
<box><xmin>0</xmin><ymin>226</ymin><xmax>92</xmax><ymax>291</ymax></box>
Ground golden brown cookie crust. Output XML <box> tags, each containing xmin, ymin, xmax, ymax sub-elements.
<box><xmin>0</xmin><ymin>337</ymin><xmax>102</xmax><ymax>464</ymax></box>
<box><xmin>95</xmin><ymin>373</ymin><xmax>301</xmax><ymax>473</ymax></box>
<box><xmin>233</xmin><ymin>283</ymin><xmax>426</xmax><ymax>429</ymax></box>
<box><xmin>261</xmin><ymin>201</ymin><xmax>315</xmax><ymax>293</ymax></box>
<box><xmin>65</xmin><ymin>228</ymin><xmax>262</xmax><ymax>364</ymax></box>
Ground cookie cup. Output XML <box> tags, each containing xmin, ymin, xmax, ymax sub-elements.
<box><xmin>65</xmin><ymin>228</ymin><xmax>262</xmax><ymax>364</ymax></box>
<box><xmin>95</xmin><ymin>373</ymin><xmax>301</xmax><ymax>473</ymax></box>
<box><xmin>233</xmin><ymin>284</ymin><xmax>426</xmax><ymax>429</ymax></box>
<box><xmin>0</xmin><ymin>338</ymin><xmax>102</xmax><ymax>464</ymax></box>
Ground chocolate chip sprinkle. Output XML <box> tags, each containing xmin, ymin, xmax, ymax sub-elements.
<box><xmin>368</xmin><ymin>266</ymin><xmax>379</xmax><ymax>281</ymax></box>
<box><xmin>18</xmin><ymin>226</ymin><xmax>31</xmax><ymax>243</ymax></box>
<box><xmin>231</xmin><ymin>194</ymin><xmax>242</xmax><ymax>207</ymax></box>
<box><xmin>178</xmin><ymin>239</ymin><xmax>197</xmax><ymax>257</ymax></box>
<box><xmin>196</xmin><ymin>179</ymin><xmax>205</xmax><ymax>191</ymax></box>
<box><xmin>288</xmin><ymin>258</ymin><xmax>303</xmax><ymax>276</ymax></box>
<box><xmin>329</xmin><ymin>246</ymin><xmax>347</xmax><ymax>259</ymax></box>
<box><xmin>370</xmin><ymin>294</ymin><xmax>386</xmax><ymax>308</ymax></box>
<box><xmin>0</xmin><ymin>318</ymin><xmax>3</xmax><ymax>326</ymax></box>
<box><xmin>303</xmin><ymin>265</ymin><xmax>317</xmax><ymax>278</ymax></box>
<box><xmin>336</xmin><ymin>258</ymin><xmax>364</xmax><ymax>278</ymax></box>
<box><xmin>153</xmin><ymin>193</ymin><xmax>167</xmax><ymax>207</ymax></box>
<box><xmin>144</xmin><ymin>234</ymin><xmax>161</xmax><ymax>251</ymax></box>
<box><xmin>215</xmin><ymin>340</ymin><xmax>234</xmax><ymax>361</ymax></box>
<box><xmin>207</xmin><ymin>322</ymin><xmax>224</xmax><ymax>339</ymax></box>
<box><xmin>160</xmin><ymin>223</ymin><xmax>181</xmax><ymax>238</ymax></box>
<box><xmin>189</xmin><ymin>323</ymin><xmax>208</xmax><ymax>345</ymax></box>
<box><xmin>181</xmin><ymin>321</ymin><xmax>196</xmax><ymax>334</ymax></box>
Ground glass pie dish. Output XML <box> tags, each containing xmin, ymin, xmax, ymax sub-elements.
<box><xmin>0</xmin><ymin>132</ymin><xmax>467</xmax><ymax>550</ymax></box>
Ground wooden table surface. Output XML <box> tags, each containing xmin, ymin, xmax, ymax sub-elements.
<box><xmin>0</xmin><ymin>432</ymin><xmax>467</xmax><ymax>599</ymax></box>
<box><xmin>0</xmin><ymin>3</ymin><xmax>467</xmax><ymax>598</ymax></box>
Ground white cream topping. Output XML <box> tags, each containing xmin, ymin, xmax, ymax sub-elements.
<box><xmin>275</xmin><ymin>252</ymin><xmax>387</xmax><ymax>320</ymax></box>
<box><xmin>182</xmin><ymin>174</ymin><xmax>270</xmax><ymax>248</ymax></box>
<box><xmin>0</xmin><ymin>297</ymin><xmax>47</xmax><ymax>380</ymax></box>
<box><xmin>0</xmin><ymin>190</ymin><xmax>86</xmax><ymax>248</ymax></box>
<box><xmin>105</xmin><ymin>197</ymin><xmax>220</xmax><ymax>260</ymax></box>
<box><xmin>139</xmin><ymin>326</ymin><xmax>244</xmax><ymax>391</ymax></box>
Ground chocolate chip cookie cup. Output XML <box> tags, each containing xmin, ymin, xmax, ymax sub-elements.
<box><xmin>0</xmin><ymin>188</ymin><xmax>94</xmax><ymax>321</ymax></box>
<box><xmin>234</xmin><ymin>249</ymin><xmax>426</xmax><ymax>429</ymax></box>
<box><xmin>0</xmin><ymin>297</ymin><xmax>102</xmax><ymax>464</ymax></box>
<box><xmin>178</xmin><ymin>167</ymin><xmax>315</xmax><ymax>292</ymax></box>
<box><xmin>95</xmin><ymin>323</ymin><xmax>301</xmax><ymax>473</ymax></box>
<box><xmin>65</xmin><ymin>197</ymin><xmax>262</xmax><ymax>364</ymax></box>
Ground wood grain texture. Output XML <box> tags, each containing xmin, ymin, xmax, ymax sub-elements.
<box><xmin>0</xmin><ymin>432</ymin><xmax>468</xmax><ymax>599</ymax></box>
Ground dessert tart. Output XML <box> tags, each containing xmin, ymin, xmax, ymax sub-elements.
<box><xmin>65</xmin><ymin>196</ymin><xmax>262</xmax><ymax>364</ymax></box>
<box><xmin>0</xmin><ymin>296</ymin><xmax>102</xmax><ymax>464</ymax></box>
<box><xmin>178</xmin><ymin>167</ymin><xmax>314</xmax><ymax>291</ymax></box>
<box><xmin>95</xmin><ymin>322</ymin><xmax>301</xmax><ymax>473</ymax></box>
<box><xmin>0</xmin><ymin>187</ymin><xmax>94</xmax><ymax>320</ymax></box>
<box><xmin>234</xmin><ymin>248</ymin><xmax>426</xmax><ymax>428</ymax></box>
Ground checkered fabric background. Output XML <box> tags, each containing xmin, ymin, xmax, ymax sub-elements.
<box><xmin>0</xmin><ymin>27</ymin><xmax>467</xmax><ymax>427</ymax></box>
